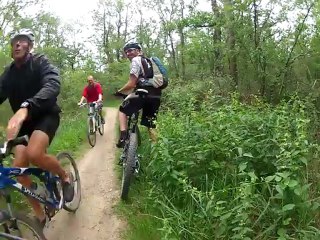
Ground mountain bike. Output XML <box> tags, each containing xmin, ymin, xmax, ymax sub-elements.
<box><xmin>0</xmin><ymin>136</ymin><xmax>81</xmax><ymax>239</ymax></box>
<box><xmin>79</xmin><ymin>101</ymin><xmax>104</xmax><ymax>147</ymax></box>
<box><xmin>115</xmin><ymin>89</ymin><xmax>149</xmax><ymax>200</ymax></box>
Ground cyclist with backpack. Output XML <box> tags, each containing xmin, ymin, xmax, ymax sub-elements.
<box><xmin>0</xmin><ymin>28</ymin><xmax>74</xmax><ymax>227</ymax></box>
<box><xmin>115</xmin><ymin>42</ymin><xmax>168</xmax><ymax>148</ymax></box>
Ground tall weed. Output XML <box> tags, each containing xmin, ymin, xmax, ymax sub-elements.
<box><xmin>136</xmin><ymin>86</ymin><xmax>320</xmax><ymax>239</ymax></box>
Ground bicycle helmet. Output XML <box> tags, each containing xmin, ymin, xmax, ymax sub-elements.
<box><xmin>123</xmin><ymin>42</ymin><xmax>142</xmax><ymax>52</ymax></box>
<box><xmin>10</xmin><ymin>28</ymin><xmax>35</xmax><ymax>45</ymax></box>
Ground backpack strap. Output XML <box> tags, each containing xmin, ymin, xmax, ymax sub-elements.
<box><xmin>139</xmin><ymin>56</ymin><xmax>148</xmax><ymax>78</ymax></box>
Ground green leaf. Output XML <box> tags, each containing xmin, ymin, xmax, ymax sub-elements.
<box><xmin>265</xmin><ymin>175</ymin><xmax>275</xmax><ymax>182</ymax></box>
<box><xmin>237</xmin><ymin>147</ymin><xmax>243</xmax><ymax>157</ymax></box>
<box><xmin>220</xmin><ymin>212</ymin><xmax>232</xmax><ymax>221</ymax></box>
<box><xmin>275</xmin><ymin>185</ymin><xmax>283</xmax><ymax>195</ymax></box>
<box><xmin>312</xmin><ymin>202</ymin><xmax>320</xmax><ymax>211</ymax></box>
<box><xmin>239</xmin><ymin>162</ymin><xmax>247</xmax><ymax>172</ymax></box>
<box><xmin>282</xmin><ymin>204</ymin><xmax>295</xmax><ymax>211</ymax></box>
<box><xmin>294</xmin><ymin>187</ymin><xmax>302</xmax><ymax>196</ymax></box>
<box><xmin>283</xmin><ymin>218</ymin><xmax>291</xmax><ymax>225</ymax></box>
<box><xmin>287</xmin><ymin>179</ymin><xmax>298</xmax><ymax>188</ymax></box>
<box><xmin>275</xmin><ymin>176</ymin><xmax>282</xmax><ymax>182</ymax></box>
<box><xmin>300</xmin><ymin>157</ymin><xmax>307</xmax><ymax>165</ymax></box>
<box><xmin>277</xmin><ymin>228</ymin><xmax>286</xmax><ymax>237</ymax></box>
<box><xmin>243</xmin><ymin>153</ymin><xmax>253</xmax><ymax>158</ymax></box>
<box><xmin>277</xmin><ymin>172</ymin><xmax>291</xmax><ymax>179</ymax></box>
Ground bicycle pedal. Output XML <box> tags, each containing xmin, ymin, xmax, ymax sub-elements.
<box><xmin>45</xmin><ymin>206</ymin><xmax>56</xmax><ymax>219</ymax></box>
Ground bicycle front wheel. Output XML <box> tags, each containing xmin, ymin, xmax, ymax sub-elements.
<box><xmin>56</xmin><ymin>152</ymin><xmax>82</xmax><ymax>212</ymax></box>
<box><xmin>98</xmin><ymin>115</ymin><xmax>104</xmax><ymax>136</ymax></box>
<box><xmin>121</xmin><ymin>131</ymin><xmax>138</xmax><ymax>200</ymax></box>
<box><xmin>0</xmin><ymin>210</ymin><xmax>46</xmax><ymax>240</ymax></box>
<box><xmin>87</xmin><ymin>117</ymin><xmax>96</xmax><ymax>147</ymax></box>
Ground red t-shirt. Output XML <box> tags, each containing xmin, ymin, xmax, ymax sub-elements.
<box><xmin>82</xmin><ymin>83</ymin><xmax>103</xmax><ymax>103</ymax></box>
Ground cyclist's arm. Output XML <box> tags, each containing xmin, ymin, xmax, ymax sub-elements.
<box><xmin>96</xmin><ymin>83</ymin><xmax>103</xmax><ymax>102</ymax></box>
<box><xmin>79</xmin><ymin>86</ymin><xmax>88</xmax><ymax>104</ymax></box>
<box><xmin>118</xmin><ymin>74</ymin><xmax>137</xmax><ymax>93</ymax></box>
<box><xmin>79</xmin><ymin>96</ymin><xmax>86</xmax><ymax>104</ymax></box>
<box><xmin>98</xmin><ymin>94</ymin><xmax>103</xmax><ymax>102</ymax></box>
<box><xmin>0</xmin><ymin>68</ymin><xmax>9</xmax><ymax>104</ymax></box>
<box><xmin>118</xmin><ymin>57</ymin><xmax>140</xmax><ymax>93</ymax></box>
<box><xmin>25</xmin><ymin>55</ymin><xmax>60</xmax><ymax>116</ymax></box>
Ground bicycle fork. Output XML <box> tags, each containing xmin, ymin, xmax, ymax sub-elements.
<box><xmin>90</xmin><ymin>116</ymin><xmax>96</xmax><ymax>133</ymax></box>
<box><xmin>119</xmin><ymin>152</ymin><xmax>141</xmax><ymax>174</ymax></box>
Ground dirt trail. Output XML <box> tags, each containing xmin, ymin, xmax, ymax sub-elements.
<box><xmin>44</xmin><ymin>107</ymin><xmax>125</xmax><ymax>240</ymax></box>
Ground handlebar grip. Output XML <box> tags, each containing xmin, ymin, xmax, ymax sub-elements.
<box><xmin>114</xmin><ymin>92</ymin><xmax>127</xmax><ymax>98</ymax></box>
<box><xmin>8</xmin><ymin>135</ymin><xmax>29</xmax><ymax>147</ymax></box>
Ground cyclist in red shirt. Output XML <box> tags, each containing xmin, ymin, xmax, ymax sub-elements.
<box><xmin>78</xmin><ymin>75</ymin><xmax>105</xmax><ymax>124</ymax></box>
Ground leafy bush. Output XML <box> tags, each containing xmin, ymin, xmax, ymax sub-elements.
<box><xmin>137</xmin><ymin>88</ymin><xmax>320</xmax><ymax>239</ymax></box>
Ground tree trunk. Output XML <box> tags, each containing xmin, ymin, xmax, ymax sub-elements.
<box><xmin>178</xmin><ymin>25</ymin><xmax>186</xmax><ymax>80</ymax></box>
<box><xmin>211</xmin><ymin>0</ymin><xmax>223</xmax><ymax>75</ymax></box>
<box><xmin>224</xmin><ymin>0</ymin><xmax>238</xmax><ymax>88</ymax></box>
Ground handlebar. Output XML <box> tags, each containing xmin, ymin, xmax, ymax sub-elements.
<box><xmin>79</xmin><ymin>103</ymin><xmax>87</xmax><ymax>108</ymax></box>
<box><xmin>114</xmin><ymin>89</ymin><xmax>149</xmax><ymax>99</ymax></box>
<box><xmin>113</xmin><ymin>92</ymin><xmax>127</xmax><ymax>98</ymax></box>
<box><xmin>0</xmin><ymin>135</ymin><xmax>29</xmax><ymax>157</ymax></box>
<box><xmin>79</xmin><ymin>101</ymin><xmax>100</xmax><ymax>108</ymax></box>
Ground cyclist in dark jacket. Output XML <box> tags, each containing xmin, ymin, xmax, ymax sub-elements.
<box><xmin>0</xmin><ymin>28</ymin><xmax>74</xmax><ymax>227</ymax></box>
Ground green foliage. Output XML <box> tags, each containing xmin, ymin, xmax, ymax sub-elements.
<box><xmin>125</xmin><ymin>81</ymin><xmax>320</xmax><ymax>239</ymax></box>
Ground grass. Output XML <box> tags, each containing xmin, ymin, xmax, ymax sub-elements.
<box><xmin>116</xmin><ymin>190</ymin><xmax>162</xmax><ymax>240</ymax></box>
<box><xmin>49</xmin><ymin>111</ymin><xmax>88</xmax><ymax>157</ymax></box>
<box><xmin>115</xmin><ymin>127</ymin><xmax>163</xmax><ymax>240</ymax></box>
<box><xmin>105</xmin><ymin>97</ymin><xmax>121</xmax><ymax>108</ymax></box>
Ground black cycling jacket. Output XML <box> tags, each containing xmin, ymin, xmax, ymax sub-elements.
<box><xmin>0</xmin><ymin>53</ymin><xmax>61</xmax><ymax>119</ymax></box>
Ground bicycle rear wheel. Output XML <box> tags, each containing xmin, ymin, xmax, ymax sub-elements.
<box><xmin>0</xmin><ymin>210</ymin><xmax>45</xmax><ymax>240</ymax></box>
<box><xmin>56</xmin><ymin>152</ymin><xmax>82</xmax><ymax>212</ymax></box>
<box><xmin>121</xmin><ymin>131</ymin><xmax>138</xmax><ymax>200</ymax></box>
<box><xmin>87</xmin><ymin>117</ymin><xmax>96</xmax><ymax>147</ymax></box>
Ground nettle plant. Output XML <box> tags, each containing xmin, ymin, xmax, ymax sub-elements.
<box><xmin>146</xmin><ymin>95</ymin><xmax>320</xmax><ymax>239</ymax></box>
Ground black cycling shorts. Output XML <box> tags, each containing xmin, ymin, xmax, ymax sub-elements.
<box><xmin>18</xmin><ymin>112</ymin><xmax>60</xmax><ymax>144</ymax></box>
<box><xmin>119</xmin><ymin>94</ymin><xmax>161</xmax><ymax>128</ymax></box>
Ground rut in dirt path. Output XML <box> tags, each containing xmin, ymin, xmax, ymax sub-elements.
<box><xmin>44</xmin><ymin>107</ymin><xmax>125</xmax><ymax>240</ymax></box>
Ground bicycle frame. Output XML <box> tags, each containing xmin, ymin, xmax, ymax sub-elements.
<box><xmin>0</xmin><ymin>166</ymin><xmax>62</xmax><ymax>211</ymax></box>
<box><xmin>0</xmin><ymin>232</ymin><xmax>26</xmax><ymax>240</ymax></box>
<box><xmin>88</xmin><ymin>102</ymin><xmax>101</xmax><ymax>133</ymax></box>
<box><xmin>127</xmin><ymin>111</ymin><xmax>139</xmax><ymax>135</ymax></box>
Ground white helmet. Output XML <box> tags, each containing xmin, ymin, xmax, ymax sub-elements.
<box><xmin>10</xmin><ymin>28</ymin><xmax>35</xmax><ymax>45</ymax></box>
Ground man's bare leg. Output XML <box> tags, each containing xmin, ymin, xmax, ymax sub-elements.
<box><xmin>14</xmin><ymin>130</ymin><xmax>73</xmax><ymax>221</ymax></box>
<box><xmin>117</xmin><ymin>111</ymin><xmax>128</xmax><ymax>148</ymax></box>
<box><xmin>26</xmin><ymin>131</ymin><xmax>69</xmax><ymax>182</ymax></box>
<box><xmin>119</xmin><ymin>111</ymin><xmax>127</xmax><ymax>131</ymax></box>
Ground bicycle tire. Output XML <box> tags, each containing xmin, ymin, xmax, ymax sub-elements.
<box><xmin>136</xmin><ymin>125</ymin><xmax>141</xmax><ymax>146</ymax></box>
<box><xmin>0</xmin><ymin>210</ymin><xmax>46</xmax><ymax>240</ymax></box>
<box><xmin>87</xmin><ymin>117</ymin><xmax>96</xmax><ymax>147</ymax></box>
<box><xmin>121</xmin><ymin>131</ymin><xmax>138</xmax><ymax>200</ymax></box>
<box><xmin>56</xmin><ymin>152</ymin><xmax>82</xmax><ymax>212</ymax></box>
<box><xmin>98</xmin><ymin>115</ymin><xmax>104</xmax><ymax>136</ymax></box>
